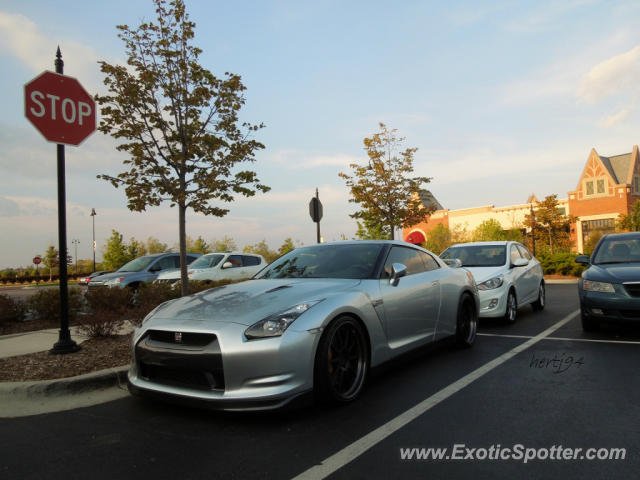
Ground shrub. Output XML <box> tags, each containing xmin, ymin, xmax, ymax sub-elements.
<box><xmin>26</xmin><ymin>287</ymin><xmax>83</xmax><ymax>323</ymax></box>
<box><xmin>85</xmin><ymin>287</ymin><xmax>133</xmax><ymax>316</ymax></box>
<box><xmin>77</xmin><ymin>309</ymin><xmax>125</xmax><ymax>338</ymax></box>
<box><xmin>130</xmin><ymin>282</ymin><xmax>182</xmax><ymax>323</ymax></box>
<box><xmin>0</xmin><ymin>294</ymin><xmax>24</xmax><ymax>326</ymax></box>
<box><xmin>536</xmin><ymin>251</ymin><xmax>586</xmax><ymax>277</ymax></box>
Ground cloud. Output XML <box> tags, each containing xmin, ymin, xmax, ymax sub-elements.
<box><xmin>577</xmin><ymin>45</ymin><xmax>640</xmax><ymax>103</ymax></box>
<box><xmin>0</xmin><ymin>196</ymin><xmax>20</xmax><ymax>216</ymax></box>
<box><xmin>597</xmin><ymin>101</ymin><xmax>637</xmax><ymax>128</ymax></box>
<box><xmin>0</xmin><ymin>10</ymin><xmax>116</xmax><ymax>94</ymax></box>
<box><xmin>267</xmin><ymin>150</ymin><xmax>364</xmax><ymax>170</ymax></box>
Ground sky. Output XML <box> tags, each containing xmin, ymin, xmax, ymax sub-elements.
<box><xmin>1</xmin><ymin>0</ymin><xmax>640</xmax><ymax>268</ymax></box>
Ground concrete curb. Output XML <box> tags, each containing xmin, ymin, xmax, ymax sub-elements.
<box><xmin>0</xmin><ymin>364</ymin><xmax>130</xmax><ymax>399</ymax></box>
<box><xmin>544</xmin><ymin>279</ymin><xmax>579</xmax><ymax>284</ymax></box>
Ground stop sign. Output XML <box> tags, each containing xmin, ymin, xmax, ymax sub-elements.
<box><xmin>24</xmin><ymin>71</ymin><xmax>96</xmax><ymax>146</ymax></box>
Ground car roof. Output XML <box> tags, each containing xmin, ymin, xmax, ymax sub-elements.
<box><xmin>600</xmin><ymin>232</ymin><xmax>640</xmax><ymax>241</ymax></box>
<box><xmin>447</xmin><ymin>241</ymin><xmax>512</xmax><ymax>247</ymax></box>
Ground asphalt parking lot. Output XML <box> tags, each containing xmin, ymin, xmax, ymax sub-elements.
<box><xmin>1</xmin><ymin>284</ymin><xmax>638</xmax><ymax>480</ymax></box>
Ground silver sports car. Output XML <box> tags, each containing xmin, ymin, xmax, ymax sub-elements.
<box><xmin>127</xmin><ymin>241</ymin><xmax>479</xmax><ymax>410</ymax></box>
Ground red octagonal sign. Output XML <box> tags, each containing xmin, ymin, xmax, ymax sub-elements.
<box><xmin>24</xmin><ymin>71</ymin><xmax>96</xmax><ymax>146</ymax></box>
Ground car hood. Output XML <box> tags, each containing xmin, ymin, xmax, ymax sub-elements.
<box><xmin>147</xmin><ymin>278</ymin><xmax>362</xmax><ymax>326</ymax></box>
<box><xmin>89</xmin><ymin>271</ymin><xmax>125</xmax><ymax>283</ymax></box>
<box><xmin>156</xmin><ymin>269</ymin><xmax>181</xmax><ymax>280</ymax></box>
<box><xmin>585</xmin><ymin>263</ymin><xmax>640</xmax><ymax>283</ymax></box>
<box><xmin>461</xmin><ymin>266</ymin><xmax>505</xmax><ymax>284</ymax></box>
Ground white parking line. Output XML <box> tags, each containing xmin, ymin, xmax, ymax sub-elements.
<box><xmin>291</xmin><ymin>310</ymin><xmax>580</xmax><ymax>480</ymax></box>
<box><xmin>478</xmin><ymin>332</ymin><xmax>640</xmax><ymax>345</ymax></box>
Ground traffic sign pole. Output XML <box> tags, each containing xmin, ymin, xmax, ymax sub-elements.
<box><xmin>315</xmin><ymin>188</ymin><xmax>321</xmax><ymax>244</ymax></box>
<box><xmin>49</xmin><ymin>48</ymin><xmax>79</xmax><ymax>355</ymax></box>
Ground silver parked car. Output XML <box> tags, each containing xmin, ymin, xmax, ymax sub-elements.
<box><xmin>127</xmin><ymin>241</ymin><xmax>479</xmax><ymax>410</ymax></box>
<box><xmin>440</xmin><ymin>241</ymin><xmax>544</xmax><ymax>323</ymax></box>
<box><xmin>88</xmin><ymin>253</ymin><xmax>201</xmax><ymax>289</ymax></box>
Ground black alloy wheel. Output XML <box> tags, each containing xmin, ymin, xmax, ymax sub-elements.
<box><xmin>315</xmin><ymin>316</ymin><xmax>368</xmax><ymax>403</ymax></box>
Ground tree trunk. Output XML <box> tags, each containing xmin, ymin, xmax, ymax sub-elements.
<box><xmin>179</xmin><ymin>201</ymin><xmax>189</xmax><ymax>296</ymax></box>
<box><xmin>389</xmin><ymin>223</ymin><xmax>395</xmax><ymax>240</ymax></box>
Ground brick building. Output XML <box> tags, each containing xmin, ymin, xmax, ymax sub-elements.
<box><xmin>403</xmin><ymin>146</ymin><xmax>640</xmax><ymax>253</ymax></box>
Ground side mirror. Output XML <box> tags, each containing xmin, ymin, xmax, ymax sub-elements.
<box><xmin>222</xmin><ymin>261</ymin><xmax>234</xmax><ymax>269</ymax></box>
<box><xmin>512</xmin><ymin>258</ymin><xmax>529</xmax><ymax>268</ymax></box>
<box><xmin>390</xmin><ymin>263</ymin><xmax>407</xmax><ymax>287</ymax></box>
<box><xmin>442</xmin><ymin>258</ymin><xmax>462</xmax><ymax>268</ymax></box>
<box><xmin>149</xmin><ymin>265</ymin><xmax>161</xmax><ymax>272</ymax></box>
<box><xmin>575</xmin><ymin>255</ymin><xmax>590</xmax><ymax>265</ymax></box>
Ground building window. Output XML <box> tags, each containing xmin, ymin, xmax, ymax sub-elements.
<box><xmin>581</xmin><ymin>218</ymin><xmax>616</xmax><ymax>246</ymax></box>
<box><xmin>634</xmin><ymin>175</ymin><xmax>640</xmax><ymax>194</ymax></box>
<box><xmin>597</xmin><ymin>179</ymin><xmax>605</xmax><ymax>194</ymax></box>
<box><xmin>585</xmin><ymin>181</ymin><xmax>594</xmax><ymax>195</ymax></box>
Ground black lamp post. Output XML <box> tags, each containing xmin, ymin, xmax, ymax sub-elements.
<box><xmin>90</xmin><ymin>208</ymin><xmax>96</xmax><ymax>272</ymax></box>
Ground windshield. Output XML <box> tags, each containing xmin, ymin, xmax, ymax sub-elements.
<box><xmin>257</xmin><ymin>243</ymin><xmax>384</xmax><ymax>279</ymax></box>
<box><xmin>440</xmin><ymin>245</ymin><xmax>507</xmax><ymax>267</ymax></box>
<box><xmin>117</xmin><ymin>256</ymin><xmax>155</xmax><ymax>272</ymax></box>
<box><xmin>592</xmin><ymin>237</ymin><xmax>640</xmax><ymax>264</ymax></box>
<box><xmin>190</xmin><ymin>254</ymin><xmax>224</xmax><ymax>269</ymax></box>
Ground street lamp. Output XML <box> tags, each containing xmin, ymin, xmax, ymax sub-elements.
<box><xmin>90</xmin><ymin>208</ymin><xmax>96</xmax><ymax>272</ymax></box>
<box><xmin>71</xmin><ymin>239</ymin><xmax>79</xmax><ymax>274</ymax></box>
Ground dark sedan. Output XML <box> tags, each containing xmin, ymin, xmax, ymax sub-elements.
<box><xmin>576</xmin><ymin>232</ymin><xmax>640</xmax><ymax>331</ymax></box>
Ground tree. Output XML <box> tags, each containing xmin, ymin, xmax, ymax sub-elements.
<box><xmin>102</xmin><ymin>230</ymin><xmax>129</xmax><ymax>270</ymax></box>
<box><xmin>524</xmin><ymin>195</ymin><xmax>574</xmax><ymax>254</ymax></box>
<box><xmin>339</xmin><ymin>123</ymin><xmax>432</xmax><ymax>239</ymax></box>
<box><xmin>617</xmin><ymin>200</ymin><xmax>640</xmax><ymax>232</ymax></box>
<box><xmin>277</xmin><ymin>238</ymin><xmax>296</xmax><ymax>257</ymax></box>
<box><xmin>211</xmin><ymin>236</ymin><xmax>237</xmax><ymax>252</ymax></box>
<box><xmin>472</xmin><ymin>219</ymin><xmax>506</xmax><ymax>242</ymax></box>
<box><xmin>425</xmin><ymin>224</ymin><xmax>452</xmax><ymax>254</ymax></box>
<box><xmin>96</xmin><ymin>0</ymin><xmax>269</xmax><ymax>296</ymax></box>
<box><xmin>243</xmin><ymin>239</ymin><xmax>277</xmax><ymax>263</ymax></box>
<box><xmin>127</xmin><ymin>237</ymin><xmax>148</xmax><ymax>260</ymax></box>
<box><xmin>43</xmin><ymin>245</ymin><xmax>58</xmax><ymax>281</ymax></box>
<box><xmin>146</xmin><ymin>237</ymin><xmax>169</xmax><ymax>254</ymax></box>
<box><xmin>354</xmin><ymin>219</ymin><xmax>387</xmax><ymax>240</ymax></box>
<box><xmin>193</xmin><ymin>236</ymin><xmax>211</xmax><ymax>254</ymax></box>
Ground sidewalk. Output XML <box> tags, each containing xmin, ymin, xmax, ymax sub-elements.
<box><xmin>0</xmin><ymin>324</ymin><xmax>135</xmax><ymax>417</ymax></box>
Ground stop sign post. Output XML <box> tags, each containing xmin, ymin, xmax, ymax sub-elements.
<box><xmin>24</xmin><ymin>48</ymin><xmax>95</xmax><ymax>354</ymax></box>
<box><xmin>309</xmin><ymin>188</ymin><xmax>323</xmax><ymax>244</ymax></box>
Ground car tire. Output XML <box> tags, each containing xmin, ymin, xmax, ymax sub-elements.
<box><xmin>504</xmin><ymin>289</ymin><xmax>517</xmax><ymax>324</ymax></box>
<box><xmin>456</xmin><ymin>294</ymin><xmax>477</xmax><ymax>348</ymax></box>
<box><xmin>581</xmin><ymin>308</ymin><xmax>598</xmax><ymax>332</ymax></box>
<box><xmin>532</xmin><ymin>283</ymin><xmax>545</xmax><ymax>311</ymax></box>
<box><xmin>314</xmin><ymin>316</ymin><xmax>368</xmax><ymax>404</ymax></box>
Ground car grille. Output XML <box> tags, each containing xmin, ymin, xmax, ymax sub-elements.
<box><xmin>623</xmin><ymin>283</ymin><xmax>640</xmax><ymax>297</ymax></box>
<box><xmin>135</xmin><ymin>330</ymin><xmax>224</xmax><ymax>391</ymax></box>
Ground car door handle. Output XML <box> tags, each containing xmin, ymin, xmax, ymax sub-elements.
<box><xmin>431</xmin><ymin>281</ymin><xmax>439</xmax><ymax>287</ymax></box>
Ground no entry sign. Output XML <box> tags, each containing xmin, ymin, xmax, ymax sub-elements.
<box><xmin>24</xmin><ymin>71</ymin><xmax>96</xmax><ymax>146</ymax></box>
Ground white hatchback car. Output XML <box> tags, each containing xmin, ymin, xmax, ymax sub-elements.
<box><xmin>155</xmin><ymin>251</ymin><xmax>267</xmax><ymax>284</ymax></box>
<box><xmin>440</xmin><ymin>241</ymin><xmax>544</xmax><ymax>323</ymax></box>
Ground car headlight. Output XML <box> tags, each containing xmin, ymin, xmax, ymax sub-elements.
<box><xmin>583</xmin><ymin>279</ymin><xmax>615</xmax><ymax>293</ymax></box>
<box><xmin>106</xmin><ymin>276</ymin><xmax>124</xmax><ymax>286</ymax></box>
<box><xmin>477</xmin><ymin>275</ymin><xmax>504</xmax><ymax>290</ymax></box>
<box><xmin>245</xmin><ymin>300</ymin><xmax>323</xmax><ymax>339</ymax></box>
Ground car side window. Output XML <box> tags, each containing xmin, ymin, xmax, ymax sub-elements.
<box><xmin>242</xmin><ymin>255</ymin><xmax>261</xmax><ymax>267</ymax></box>
<box><xmin>155</xmin><ymin>256</ymin><xmax>176</xmax><ymax>271</ymax></box>
<box><xmin>516</xmin><ymin>244</ymin><xmax>532</xmax><ymax>260</ymax></box>
<box><xmin>186</xmin><ymin>254</ymin><xmax>199</xmax><ymax>264</ymax></box>
<box><xmin>420</xmin><ymin>252</ymin><xmax>440</xmax><ymax>271</ymax></box>
<box><xmin>226</xmin><ymin>255</ymin><xmax>243</xmax><ymax>268</ymax></box>
<box><xmin>510</xmin><ymin>245</ymin><xmax>522</xmax><ymax>264</ymax></box>
<box><xmin>382</xmin><ymin>246</ymin><xmax>426</xmax><ymax>277</ymax></box>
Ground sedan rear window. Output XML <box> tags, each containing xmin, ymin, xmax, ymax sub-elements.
<box><xmin>440</xmin><ymin>245</ymin><xmax>507</xmax><ymax>267</ymax></box>
<box><xmin>257</xmin><ymin>244</ymin><xmax>384</xmax><ymax>279</ymax></box>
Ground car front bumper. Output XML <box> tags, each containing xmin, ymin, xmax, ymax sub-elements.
<box><xmin>127</xmin><ymin>321</ymin><xmax>319</xmax><ymax>411</ymax></box>
<box><xmin>477</xmin><ymin>284</ymin><xmax>509</xmax><ymax>318</ymax></box>
<box><xmin>579</xmin><ymin>290</ymin><xmax>640</xmax><ymax>324</ymax></box>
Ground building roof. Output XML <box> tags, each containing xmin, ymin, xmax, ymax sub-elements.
<box><xmin>418</xmin><ymin>190</ymin><xmax>444</xmax><ymax>211</ymax></box>
<box><xmin>599</xmin><ymin>152</ymin><xmax>632</xmax><ymax>184</ymax></box>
